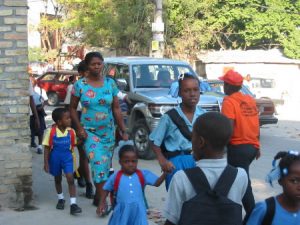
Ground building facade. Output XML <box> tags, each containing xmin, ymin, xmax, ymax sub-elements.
<box><xmin>196</xmin><ymin>49</ymin><xmax>300</xmax><ymax>105</ymax></box>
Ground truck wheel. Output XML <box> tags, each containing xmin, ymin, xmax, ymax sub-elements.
<box><xmin>131</xmin><ymin>119</ymin><xmax>155</xmax><ymax>160</ymax></box>
<box><xmin>47</xmin><ymin>92</ymin><xmax>59</xmax><ymax>106</ymax></box>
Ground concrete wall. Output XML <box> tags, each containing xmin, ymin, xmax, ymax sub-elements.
<box><xmin>0</xmin><ymin>0</ymin><xmax>32</xmax><ymax>208</ymax></box>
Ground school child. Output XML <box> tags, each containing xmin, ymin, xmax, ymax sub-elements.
<box><xmin>150</xmin><ymin>73</ymin><xmax>206</xmax><ymax>190</ymax></box>
<box><xmin>43</xmin><ymin>108</ymin><xmax>82</xmax><ymax>215</ymax></box>
<box><xmin>246</xmin><ymin>151</ymin><xmax>300</xmax><ymax>225</ymax></box>
<box><xmin>29</xmin><ymin>76</ymin><xmax>48</xmax><ymax>154</ymax></box>
<box><xmin>164</xmin><ymin>112</ymin><xmax>248</xmax><ymax>225</ymax></box>
<box><xmin>97</xmin><ymin>141</ymin><xmax>166</xmax><ymax>225</ymax></box>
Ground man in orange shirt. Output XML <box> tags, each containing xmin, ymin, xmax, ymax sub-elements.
<box><xmin>219</xmin><ymin>70</ymin><xmax>260</xmax><ymax>218</ymax></box>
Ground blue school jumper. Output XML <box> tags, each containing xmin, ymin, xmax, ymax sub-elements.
<box><xmin>49</xmin><ymin>132</ymin><xmax>73</xmax><ymax>176</ymax></box>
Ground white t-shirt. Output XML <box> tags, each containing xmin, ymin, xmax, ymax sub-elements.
<box><xmin>164</xmin><ymin>158</ymin><xmax>248</xmax><ymax>225</ymax></box>
<box><xmin>32</xmin><ymin>86</ymin><xmax>48</xmax><ymax>105</ymax></box>
<box><xmin>64</xmin><ymin>84</ymin><xmax>81</xmax><ymax>110</ymax></box>
<box><xmin>30</xmin><ymin>86</ymin><xmax>48</xmax><ymax>116</ymax></box>
<box><xmin>64</xmin><ymin>84</ymin><xmax>73</xmax><ymax>105</ymax></box>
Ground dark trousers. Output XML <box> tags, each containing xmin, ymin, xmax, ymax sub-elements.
<box><xmin>227</xmin><ymin>144</ymin><xmax>258</xmax><ymax>216</ymax></box>
<box><xmin>30</xmin><ymin>113</ymin><xmax>46</xmax><ymax>144</ymax></box>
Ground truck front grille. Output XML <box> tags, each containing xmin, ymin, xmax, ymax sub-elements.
<box><xmin>200</xmin><ymin>104</ymin><xmax>220</xmax><ymax>112</ymax></box>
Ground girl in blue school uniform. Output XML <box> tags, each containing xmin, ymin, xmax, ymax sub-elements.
<box><xmin>150</xmin><ymin>73</ymin><xmax>206</xmax><ymax>190</ymax></box>
<box><xmin>246</xmin><ymin>151</ymin><xmax>300</xmax><ymax>225</ymax></box>
<box><xmin>97</xmin><ymin>141</ymin><xmax>166</xmax><ymax>225</ymax></box>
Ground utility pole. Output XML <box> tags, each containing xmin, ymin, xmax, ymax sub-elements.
<box><xmin>150</xmin><ymin>0</ymin><xmax>164</xmax><ymax>58</ymax></box>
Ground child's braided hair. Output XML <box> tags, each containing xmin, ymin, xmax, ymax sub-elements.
<box><xmin>274</xmin><ymin>151</ymin><xmax>300</xmax><ymax>177</ymax></box>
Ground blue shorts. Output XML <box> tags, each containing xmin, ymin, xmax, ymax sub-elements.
<box><xmin>49</xmin><ymin>150</ymin><xmax>73</xmax><ymax>177</ymax></box>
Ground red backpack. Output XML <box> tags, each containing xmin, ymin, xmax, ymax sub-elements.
<box><xmin>48</xmin><ymin>125</ymin><xmax>76</xmax><ymax>151</ymax></box>
<box><xmin>112</xmin><ymin>169</ymin><xmax>147</xmax><ymax>208</ymax></box>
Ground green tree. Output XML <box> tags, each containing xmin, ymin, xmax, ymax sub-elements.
<box><xmin>28</xmin><ymin>47</ymin><xmax>45</xmax><ymax>62</ymax></box>
<box><xmin>164</xmin><ymin>0</ymin><xmax>300</xmax><ymax>59</ymax></box>
<box><xmin>62</xmin><ymin>0</ymin><xmax>154</xmax><ymax>55</ymax></box>
<box><xmin>56</xmin><ymin>0</ymin><xmax>300</xmax><ymax>59</ymax></box>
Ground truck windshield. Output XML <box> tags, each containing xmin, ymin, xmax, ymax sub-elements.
<box><xmin>132</xmin><ymin>64</ymin><xmax>195</xmax><ymax>88</ymax></box>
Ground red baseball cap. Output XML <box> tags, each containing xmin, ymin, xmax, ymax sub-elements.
<box><xmin>219</xmin><ymin>70</ymin><xmax>243</xmax><ymax>86</ymax></box>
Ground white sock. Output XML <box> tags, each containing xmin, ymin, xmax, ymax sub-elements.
<box><xmin>57</xmin><ymin>193</ymin><xmax>64</xmax><ymax>200</ymax></box>
<box><xmin>70</xmin><ymin>197</ymin><xmax>76</xmax><ymax>205</ymax></box>
<box><xmin>38</xmin><ymin>145</ymin><xmax>42</xmax><ymax>149</ymax></box>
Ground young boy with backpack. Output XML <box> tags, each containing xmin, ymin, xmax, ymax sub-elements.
<box><xmin>43</xmin><ymin>108</ymin><xmax>82</xmax><ymax>215</ymax></box>
<box><xmin>164</xmin><ymin>112</ymin><xmax>248</xmax><ymax>225</ymax></box>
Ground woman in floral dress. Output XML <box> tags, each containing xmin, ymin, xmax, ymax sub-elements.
<box><xmin>70</xmin><ymin>52</ymin><xmax>128</xmax><ymax>207</ymax></box>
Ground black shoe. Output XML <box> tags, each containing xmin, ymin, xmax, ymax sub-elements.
<box><xmin>78</xmin><ymin>177</ymin><xmax>86</xmax><ymax>188</ymax></box>
<box><xmin>30</xmin><ymin>143</ymin><xmax>37</xmax><ymax>148</ymax></box>
<box><xmin>85</xmin><ymin>183</ymin><xmax>94</xmax><ymax>199</ymax></box>
<box><xmin>70</xmin><ymin>204</ymin><xmax>82</xmax><ymax>215</ymax></box>
<box><xmin>56</xmin><ymin>199</ymin><xmax>65</xmax><ymax>210</ymax></box>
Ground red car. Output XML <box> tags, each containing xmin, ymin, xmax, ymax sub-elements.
<box><xmin>36</xmin><ymin>70</ymin><xmax>79</xmax><ymax>106</ymax></box>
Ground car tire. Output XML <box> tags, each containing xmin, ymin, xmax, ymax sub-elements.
<box><xmin>131</xmin><ymin>119</ymin><xmax>155</xmax><ymax>160</ymax></box>
<box><xmin>47</xmin><ymin>92</ymin><xmax>59</xmax><ymax>106</ymax></box>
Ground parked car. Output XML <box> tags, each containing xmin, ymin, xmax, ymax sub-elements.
<box><xmin>36</xmin><ymin>70</ymin><xmax>79</xmax><ymax>106</ymax></box>
<box><xmin>204</xmin><ymin>80</ymin><xmax>278</xmax><ymax>126</ymax></box>
<box><xmin>104</xmin><ymin>57</ymin><xmax>222</xmax><ymax>159</ymax></box>
<box><xmin>247</xmin><ymin>77</ymin><xmax>285</xmax><ymax>105</ymax></box>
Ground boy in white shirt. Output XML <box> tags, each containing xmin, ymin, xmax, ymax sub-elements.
<box><xmin>164</xmin><ymin>112</ymin><xmax>248</xmax><ymax>225</ymax></box>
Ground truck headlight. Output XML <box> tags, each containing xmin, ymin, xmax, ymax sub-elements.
<box><xmin>148</xmin><ymin>104</ymin><xmax>175</xmax><ymax>117</ymax></box>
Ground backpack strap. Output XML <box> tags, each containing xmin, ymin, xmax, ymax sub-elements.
<box><xmin>114</xmin><ymin>170</ymin><xmax>145</xmax><ymax>192</ymax></box>
<box><xmin>262</xmin><ymin>197</ymin><xmax>275</xmax><ymax>225</ymax></box>
<box><xmin>136</xmin><ymin>169</ymin><xmax>145</xmax><ymax>189</ymax></box>
<box><xmin>184</xmin><ymin>167</ymin><xmax>212</xmax><ymax>194</ymax></box>
<box><xmin>49</xmin><ymin>125</ymin><xmax>57</xmax><ymax>150</ymax></box>
<box><xmin>166</xmin><ymin>108</ymin><xmax>191</xmax><ymax>141</ymax></box>
<box><xmin>69</xmin><ymin>129</ymin><xmax>76</xmax><ymax>151</ymax></box>
<box><xmin>112</xmin><ymin>170</ymin><xmax>148</xmax><ymax>209</ymax></box>
<box><xmin>66</xmin><ymin>128</ymin><xmax>79</xmax><ymax>177</ymax></box>
<box><xmin>213</xmin><ymin>165</ymin><xmax>238</xmax><ymax>196</ymax></box>
<box><xmin>113</xmin><ymin>170</ymin><xmax>123</xmax><ymax>193</ymax></box>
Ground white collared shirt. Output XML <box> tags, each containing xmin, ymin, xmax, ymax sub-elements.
<box><xmin>164</xmin><ymin>158</ymin><xmax>248</xmax><ymax>224</ymax></box>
